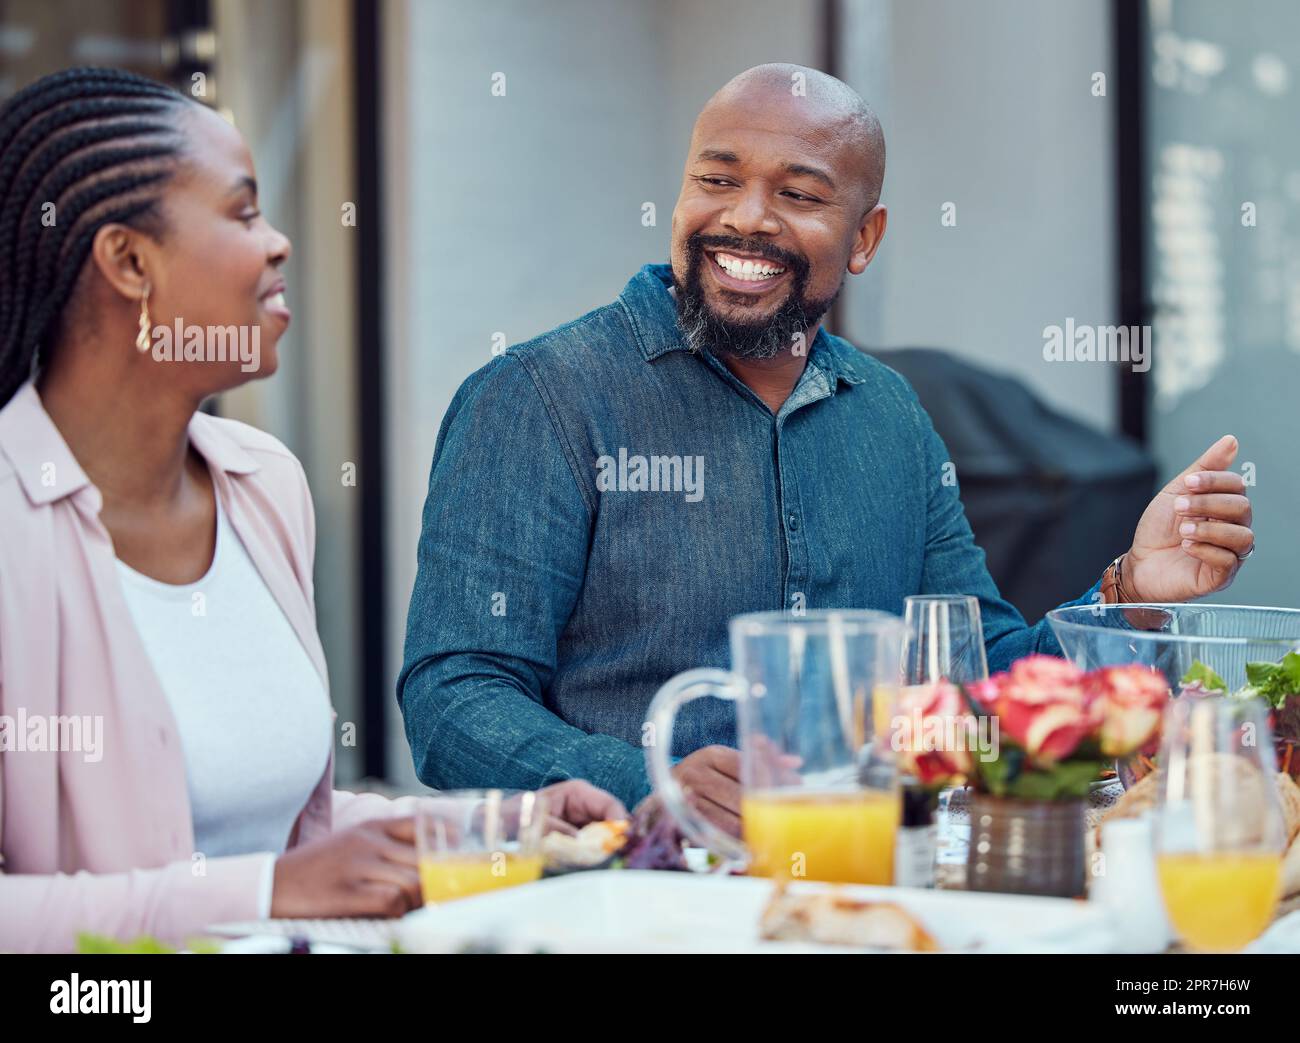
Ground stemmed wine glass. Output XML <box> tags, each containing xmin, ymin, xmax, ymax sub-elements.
<box><xmin>893</xmin><ymin>595</ymin><xmax>989</xmax><ymax>884</ymax></box>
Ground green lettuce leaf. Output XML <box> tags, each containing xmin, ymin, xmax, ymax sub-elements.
<box><xmin>1181</xmin><ymin>660</ymin><xmax>1228</xmax><ymax>693</ymax></box>
<box><xmin>1242</xmin><ymin>651</ymin><xmax>1300</xmax><ymax>710</ymax></box>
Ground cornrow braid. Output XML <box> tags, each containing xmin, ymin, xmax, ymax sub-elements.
<box><xmin>0</xmin><ymin>67</ymin><xmax>193</xmax><ymax>407</ymax></box>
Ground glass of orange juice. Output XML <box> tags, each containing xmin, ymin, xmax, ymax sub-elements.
<box><xmin>1153</xmin><ymin>696</ymin><xmax>1286</xmax><ymax>952</ymax></box>
<box><xmin>414</xmin><ymin>789</ymin><xmax>549</xmax><ymax>905</ymax></box>
<box><xmin>645</xmin><ymin>610</ymin><xmax>906</xmax><ymax>885</ymax></box>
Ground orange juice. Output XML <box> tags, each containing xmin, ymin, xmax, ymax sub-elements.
<box><xmin>1157</xmin><ymin>851</ymin><xmax>1281</xmax><ymax>951</ymax></box>
<box><xmin>742</xmin><ymin>788</ymin><xmax>900</xmax><ymax>885</ymax></box>
<box><xmin>418</xmin><ymin>852</ymin><xmax>543</xmax><ymax>905</ymax></box>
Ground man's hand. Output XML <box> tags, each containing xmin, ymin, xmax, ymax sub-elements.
<box><xmin>670</xmin><ymin>745</ymin><xmax>742</xmax><ymax>837</ymax></box>
<box><xmin>539</xmin><ymin>779</ymin><xmax>628</xmax><ymax>835</ymax></box>
<box><xmin>1124</xmin><ymin>434</ymin><xmax>1255</xmax><ymax>602</ymax></box>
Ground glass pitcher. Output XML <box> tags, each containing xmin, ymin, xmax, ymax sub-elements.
<box><xmin>644</xmin><ymin>609</ymin><xmax>906</xmax><ymax>883</ymax></box>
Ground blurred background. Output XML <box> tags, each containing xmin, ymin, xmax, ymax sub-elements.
<box><xmin>2</xmin><ymin>0</ymin><xmax>1296</xmax><ymax>790</ymax></box>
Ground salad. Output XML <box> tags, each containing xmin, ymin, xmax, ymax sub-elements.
<box><xmin>1180</xmin><ymin>651</ymin><xmax>1300</xmax><ymax>778</ymax></box>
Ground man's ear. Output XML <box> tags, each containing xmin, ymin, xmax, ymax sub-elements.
<box><xmin>88</xmin><ymin>223</ymin><xmax>153</xmax><ymax>302</ymax></box>
<box><xmin>847</xmin><ymin>205</ymin><xmax>887</xmax><ymax>275</ymax></box>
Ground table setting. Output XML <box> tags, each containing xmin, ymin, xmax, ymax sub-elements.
<box><xmin>210</xmin><ymin>600</ymin><xmax>1300</xmax><ymax>955</ymax></box>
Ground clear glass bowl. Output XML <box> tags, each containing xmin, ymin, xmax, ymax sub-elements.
<box><xmin>1047</xmin><ymin>604</ymin><xmax>1300</xmax><ymax>786</ymax></box>
<box><xmin>1047</xmin><ymin>604</ymin><xmax>1300</xmax><ymax>689</ymax></box>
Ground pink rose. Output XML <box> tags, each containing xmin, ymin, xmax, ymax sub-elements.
<box><xmin>990</xmin><ymin>656</ymin><xmax>1092</xmax><ymax>764</ymax></box>
<box><xmin>965</xmin><ymin>677</ymin><xmax>1002</xmax><ymax>713</ymax></box>
<box><xmin>891</xmin><ymin>681</ymin><xmax>976</xmax><ymax>784</ymax></box>
<box><xmin>1003</xmin><ymin>655</ymin><xmax>1086</xmax><ymax>702</ymax></box>
<box><xmin>1083</xmin><ymin>665</ymin><xmax>1169</xmax><ymax>757</ymax></box>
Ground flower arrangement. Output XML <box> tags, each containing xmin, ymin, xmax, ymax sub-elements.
<box><xmin>893</xmin><ymin>655</ymin><xmax>1169</xmax><ymax>800</ymax></box>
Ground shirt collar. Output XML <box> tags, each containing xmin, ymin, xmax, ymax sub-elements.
<box><xmin>618</xmin><ymin>263</ymin><xmax>865</xmax><ymax>389</ymax></box>
<box><xmin>0</xmin><ymin>380</ymin><xmax>259</xmax><ymax>508</ymax></box>
<box><xmin>188</xmin><ymin>410</ymin><xmax>261</xmax><ymax>476</ymax></box>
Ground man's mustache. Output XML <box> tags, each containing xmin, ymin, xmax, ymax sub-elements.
<box><xmin>688</xmin><ymin>234</ymin><xmax>808</xmax><ymax>277</ymax></box>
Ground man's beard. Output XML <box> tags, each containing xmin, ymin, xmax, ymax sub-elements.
<box><xmin>673</xmin><ymin>233</ymin><xmax>840</xmax><ymax>360</ymax></box>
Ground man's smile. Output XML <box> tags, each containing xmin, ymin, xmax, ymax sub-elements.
<box><xmin>705</xmin><ymin>248</ymin><xmax>792</xmax><ymax>295</ymax></box>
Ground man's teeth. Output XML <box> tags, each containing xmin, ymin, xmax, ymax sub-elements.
<box><xmin>714</xmin><ymin>252</ymin><xmax>785</xmax><ymax>281</ymax></box>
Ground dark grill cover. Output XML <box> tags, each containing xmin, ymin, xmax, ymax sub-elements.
<box><xmin>869</xmin><ymin>347</ymin><xmax>1156</xmax><ymax>623</ymax></box>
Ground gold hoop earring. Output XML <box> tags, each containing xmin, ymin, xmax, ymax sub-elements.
<box><xmin>135</xmin><ymin>283</ymin><xmax>152</xmax><ymax>353</ymax></box>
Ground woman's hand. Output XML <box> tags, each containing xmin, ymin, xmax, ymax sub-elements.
<box><xmin>271</xmin><ymin>817</ymin><xmax>422</xmax><ymax>919</ymax></box>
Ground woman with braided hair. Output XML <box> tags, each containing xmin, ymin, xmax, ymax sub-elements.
<box><xmin>0</xmin><ymin>67</ymin><xmax>623</xmax><ymax>952</ymax></box>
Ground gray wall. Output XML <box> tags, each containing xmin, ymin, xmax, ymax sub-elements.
<box><xmin>837</xmin><ymin>0</ymin><xmax>1118</xmax><ymax>434</ymax></box>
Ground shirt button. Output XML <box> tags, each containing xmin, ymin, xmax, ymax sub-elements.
<box><xmin>787</xmin><ymin>513</ymin><xmax>800</xmax><ymax>531</ymax></box>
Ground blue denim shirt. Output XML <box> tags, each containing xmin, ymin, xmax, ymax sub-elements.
<box><xmin>399</xmin><ymin>264</ymin><xmax>1102</xmax><ymax>808</ymax></box>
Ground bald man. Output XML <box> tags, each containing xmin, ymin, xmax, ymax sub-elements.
<box><xmin>399</xmin><ymin>65</ymin><xmax>1254</xmax><ymax>822</ymax></box>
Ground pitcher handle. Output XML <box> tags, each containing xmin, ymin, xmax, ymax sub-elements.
<box><xmin>644</xmin><ymin>668</ymin><xmax>749</xmax><ymax>867</ymax></box>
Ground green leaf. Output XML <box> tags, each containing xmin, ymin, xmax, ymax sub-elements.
<box><xmin>1003</xmin><ymin>760</ymin><xmax>1104</xmax><ymax>801</ymax></box>
<box><xmin>1243</xmin><ymin>652</ymin><xmax>1300</xmax><ymax>710</ymax></box>
<box><xmin>76</xmin><ymin>932</ymin><xmax>176</xmax><ymax>954</ymax></box>
<box><xmin>1283</xmin><ymin>652</ymin><xmax>1300</xmax><ymax>689</ymax></box>
<box><xmin>976</xmin><ymin>746</ymin><xmax>1022</xmax><ymax>797</ymax></box>
<box><xmin>1182</xmin><ymin>660</ymin><xmax>1228</xmax><ymax>692</ymax></box>
<box><xmin>1245</xmin><ymin>662</ymin><xmax>1270</xmax><ymax>685</ymax></box>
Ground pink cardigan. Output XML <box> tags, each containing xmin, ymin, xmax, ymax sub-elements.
<box><xmin>0</xmin><ymin>382</ymin><xmax>416</xmax><ymax>952</ymax></box>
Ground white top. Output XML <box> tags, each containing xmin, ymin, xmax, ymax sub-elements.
<box><xmin>116</xmin><ymin>497</ymin><xmax>332</xmax><ymax>915</ymax></box>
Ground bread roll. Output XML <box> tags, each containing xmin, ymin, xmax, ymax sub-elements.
<box><xmin>1274</xmin><ymin>772</ymin><xmax>1300</xmax><ymax>847</ymax></box>
<box><xmin>1281</xmin><ymin>835</ymin><xmax>1300</xmax><ymax>898</ymax></box>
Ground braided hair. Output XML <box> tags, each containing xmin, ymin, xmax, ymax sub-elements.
<box><xmin>0</xmin><ymin>66</ymin><xmax>194</xmax><ymax>407</ymax></box>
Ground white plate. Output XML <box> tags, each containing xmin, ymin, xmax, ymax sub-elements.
<box><xmin>395</xmin><ymin>871</ymin><xmax>1117</xmax><ymax>954</ymax></box>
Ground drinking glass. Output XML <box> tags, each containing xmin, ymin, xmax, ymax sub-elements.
<box><xmin>901</xmin><ymin>595</ymin><xmax>988</xmax><ymax>686</ymax></box>
<box><xmin>414</xmin><ymin>789</ymin><xmax>549</xmax><ymax>905</ymax></box>
<box><xmin>898</xmin><ymin>595</ymin><xmax>988</xmax><ymax>816</ymax></box>
<box><xmin>1153</xmin><ymin>697</ymin><xmax>1286</xmax><ymax>951</ymax></box>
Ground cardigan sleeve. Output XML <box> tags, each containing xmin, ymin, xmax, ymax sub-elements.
<box><xmin>0</xmin><ymin>850</ymin><xmax>273</xmax><ymax>953</ymax></box>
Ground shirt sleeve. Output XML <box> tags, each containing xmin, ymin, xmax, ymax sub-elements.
<box><xmin>913</xmin><ymin>387</ymin><xmax>1102</xmax><ymax>672</ymax></box>
<box><xmin>397</xmin><ymin>354</ymin><xmax>650</xmax><ymax>809</ymax></box>
<box><xmin>0</xmin><ymin>852</ymin><xmax>273</xmax><ymax>953</ymax></box>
